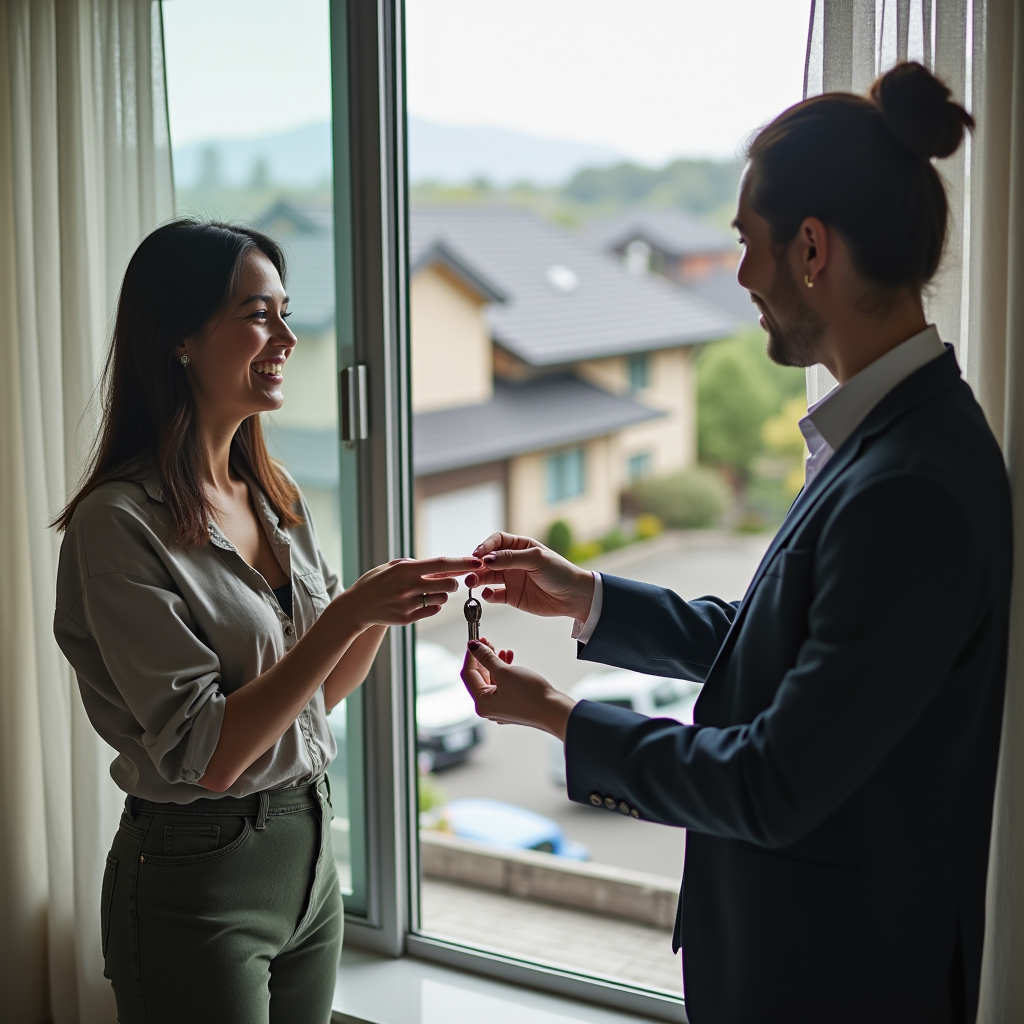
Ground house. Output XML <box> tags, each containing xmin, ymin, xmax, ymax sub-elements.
<box><xmin>584</xmin><ymin>208</ymin><xmax>761</xmax><ymax>325</ymax></box>
<box><xmin>409</xmin><ymin>205</ymin><xmax>736</xmax><ymax>556</ymax></box>
<box><xmin>257</xmin><ymin>200</ymin><xmax>737</xmax><ymax>561</ymax></box>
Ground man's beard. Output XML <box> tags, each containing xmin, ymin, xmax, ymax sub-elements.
<box><xmin>755</xmin><ymin>260</ymin><xmax>826</xmax><ymax>368</ymax></box>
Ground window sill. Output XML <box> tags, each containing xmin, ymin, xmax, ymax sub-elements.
<box><xmin>333</xmin><ymin>947</ymin><xmax>677</xmax><ymax>1024</ymax></box>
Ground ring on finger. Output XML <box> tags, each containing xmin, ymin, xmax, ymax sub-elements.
<box><xmin>422</xmin><ymin>592</ymin><xmax>428</xmax><ymax>608</ymax></box>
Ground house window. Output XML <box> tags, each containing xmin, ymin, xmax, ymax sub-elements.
<box><xmin>628</xmin><ymin>353</ymin><xmax>651</xmax><ymax>390</ymax></box>
<box><xmin>628</xmin><ymin>452</ymin><xmax>652</xmax><ymax>481</ymax></box>
<box><xmin>546</xmin><ymin>448</ymin><xmax>587</xmax><ymax>504</ymax></box>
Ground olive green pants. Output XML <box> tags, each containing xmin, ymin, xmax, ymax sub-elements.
<box><xmin>101</xmin><ymin>777</ymin><xmax>343</xmax><ymax>1024</ymax></box>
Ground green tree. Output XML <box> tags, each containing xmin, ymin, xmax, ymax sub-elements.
<box><xmin>696</xmin><ymin>330</ymin><xmax>804</xmax><ymax>479</ymax></box>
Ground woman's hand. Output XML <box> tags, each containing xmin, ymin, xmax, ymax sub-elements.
<box><xmin>463</xmin><ymin>533</ymin><xmax>595</xmax><ymax>621</ymax></box>
<box><xmin>343</xmin><ymin>555</ymin><xmax>482</xmax><ymax>630</ymax></box>
<box><xmin>461</xmin><ymin>637</ymin><xmax>576</xmax><ymax>741</ymax></box>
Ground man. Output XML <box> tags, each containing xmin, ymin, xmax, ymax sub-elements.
<box><xmin>460</xmin><ymin>68</ymin><xmax>1010</xmax><ymax>1024</ymax></box>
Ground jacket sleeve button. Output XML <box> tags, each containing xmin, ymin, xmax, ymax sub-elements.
<box><xmin>589</xmin><ymin>792</ymin><xmax>602</xmax><ymax>806</ymax></box>
<box><xmin>630</xmin><ymin>808</ymin><xmax>640</xmax><ymax>818</ymax></box>
<box><xmin>604</xmin><ymin>796</ymin><xmax>616</xmax><ymax>810</ymax></box>
<box><xmin>619</xmin><ymin>801</ymin><xmax>630</xmax><ymax>814</ymax></box>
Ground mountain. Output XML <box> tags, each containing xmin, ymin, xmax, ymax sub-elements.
<box><xmin>406</xmin><ymin>119</ymin><xmax>625</xmax><ymax>186</ymax></box>
<box><xmin>172</xmin><ymin>118</ymin><xmax>627</xmax><ymax>189</ymax></box>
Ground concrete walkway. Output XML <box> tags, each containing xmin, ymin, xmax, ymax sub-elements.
<box><xmin>421</xmin><ymin>879</ymin><xmax>683</xmax><ymax>996</ymax></box>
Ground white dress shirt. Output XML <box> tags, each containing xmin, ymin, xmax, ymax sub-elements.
<box><xmin>573</xmin><ymin>324</ymin><xmax>946</xmax><ymax>644</ymax></box>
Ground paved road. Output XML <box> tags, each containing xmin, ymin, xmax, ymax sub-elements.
<box><xmin>417</xmin><ymin>530</ymin><xmax>770</xmax><ymax>879</ymax></box>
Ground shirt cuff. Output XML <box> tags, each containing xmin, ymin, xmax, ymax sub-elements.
<box><xmin>571</xmin><ymin>572</ymin><xmax>603</xmax><ymax>644</ymax></box>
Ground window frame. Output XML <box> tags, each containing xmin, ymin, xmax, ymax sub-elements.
<box><xmin>336</xmin><ymin>2</ymin><xmax>688</xmax><ymax>1019</ymax></box>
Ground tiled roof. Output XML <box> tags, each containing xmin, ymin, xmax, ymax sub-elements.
<box><xmin>409</xmin><ymin>205</ymin><xmax>737</xmax><ymax>366</ymax></box>
<box><xmin>412</xmin><ymin>374</ymin><xmax>665</xmax><ymax>476</ymax></box>
<box><xmin>582</xmin><ymin>208</ymin><xmax>737</xmax><ymax>259</ymax></box>
<box><xmin>267</xmin><ymin>373</ymin><xmax>666</xmax><ymax>484</ymax></box>
<box><xmin>276</xmin><ymin>233</ymin><xmax>336</xmax><ymax>334</ymax></box>
<box><xmin>686</xmin><ymin>267</ymin><xmax>763</xmax><ymax>326</ymax></box>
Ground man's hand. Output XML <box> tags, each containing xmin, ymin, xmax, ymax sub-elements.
<box><xmin>465</xmin><ymin>532</ymin><xmax>595</xmax><ymax>622</ymax></box>
<box><xmin>461</xmin><ymin>638</ymin><xmax>576</xmax><ymax>742</ymax></box>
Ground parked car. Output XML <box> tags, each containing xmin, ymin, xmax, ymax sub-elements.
<box><xmin>441</xmin><ymin>798</ymin><xmax>589</xmax><ymax>860</ymax></box>
<box><xmin>416</xmin><ymin>641</ymin><xmax>484</xmax><ymax>771</ymax></box>
<box><xmin>548</xmin><ymin>669</ymin><xmax>702</xmax><ymax>786</ymax></box>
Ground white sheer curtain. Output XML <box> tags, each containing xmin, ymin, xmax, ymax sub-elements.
<box><xmin>0</xmin><ymin>3</ymin><xmax>174</xmax><ymax>1022</ymax></box>
<box><xmin>807</xmin><ymin>1</ymin><xmax>1024</xmax><ymax>1020</ymax></box>
<box><xmin>803</xmin><ymin>0</ymin><xmax>975</xmax><ymax>403</ymax></box>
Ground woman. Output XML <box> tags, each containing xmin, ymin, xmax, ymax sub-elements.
<box><xmin>53</xmin><ymin>221</ymin><xmax>479</xmax><ymax>1024</ymax></box>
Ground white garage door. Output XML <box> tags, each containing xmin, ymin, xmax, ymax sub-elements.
<box><xmin>419</xmin><ymin>482</ymin><xmax>505</xmax><ymax>559</ymax></box>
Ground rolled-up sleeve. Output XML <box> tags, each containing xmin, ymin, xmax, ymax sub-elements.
<box><xmin>75</xmin><ymin>569</ymin><xmax>226</xmax><ymax>784</ymax></box>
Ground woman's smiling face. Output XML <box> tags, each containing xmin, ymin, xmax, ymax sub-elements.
<box><xmin>178</xmin><ymin>251</ymin><xmax>297</xmax><ymax>426</ymax></box>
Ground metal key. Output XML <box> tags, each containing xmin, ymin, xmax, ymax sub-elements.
<box><xmin>464</xmin><ymin>587</ymin><xmax>482</xmax><ymax>642</ymax></box>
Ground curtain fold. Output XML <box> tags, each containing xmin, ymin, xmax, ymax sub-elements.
<box><xmin>0</xmin><ymin>3</ymin><xmax>174</xmax><ymax>1022</ymax></box>
<box><xmin>808</xmin><ymin>0</ymin><xmax>1024</xmax><ymax>1019</ymax></box>
<box><xmin>972</xmin><ymin>0</ymin><xmax>1024</xmax><ymax>1019</ymax></box>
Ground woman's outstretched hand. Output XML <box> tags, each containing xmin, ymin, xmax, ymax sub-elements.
<box><xmin>463</xmin><ymin>532</ymin><xmax>595</xmax><ymax>622</ymax></box>
<box><xmin>461</xmin><ymin>637</ymin><xmax>576</xmax><ymax>742</ymax></box>
<box><xmin>344</xmin><ymin>555</ymin><xmax>482</xmax><ymax>629</ymax></box>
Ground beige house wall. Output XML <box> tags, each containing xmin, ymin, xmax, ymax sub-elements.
<box><xmin>508</xmin><ymin>436</ymin><xmax>619</xmax><ymax>543</ymax></box>
<box><xmin>410</xmin><ymin>264</ymin><xmax>492</xmax><ymax>413</ymax></box>
<box><xmin>578</xmin><ymin>348</ymin><xmax>697</xmax><ymax>491</ymax></box>
<box><xmin>270</xmin><ymin>327</ymin><xmax>338</xmax><ymax>431</ymax></box>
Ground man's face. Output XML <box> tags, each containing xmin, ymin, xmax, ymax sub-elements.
<box><xmin>734</xmin><ymin>169</ymin><xmax>825</xmax><ymax>368</ymax></box>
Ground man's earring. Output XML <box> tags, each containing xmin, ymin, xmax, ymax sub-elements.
<box><xmin>180</xmin><ymin>353</ymin><xmax>190</xmax><ymax>366</ymax></box>
<box><xmin>804</xmin><ymin>273</ymin><xmax>814</xmax><ymax>289</ymax></box>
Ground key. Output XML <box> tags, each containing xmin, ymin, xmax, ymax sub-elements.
<box><xmin>464</xmin><ymin>587</ymin><xmax>482</xmax><ymax>642</ymax></box>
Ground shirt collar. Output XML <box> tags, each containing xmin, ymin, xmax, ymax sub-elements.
<box><xmin>806</xmin><ymin>324</ymin><xmax>946</xmax><ymax>452</ymax></box>
<box><xmin>140</xmin><ymin>464</ymin><xmax>285</xmax><ymax>539</ymax></box>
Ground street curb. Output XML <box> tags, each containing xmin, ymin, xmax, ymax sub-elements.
<box><xmin>421</xmin><ymin>830</ymin><xmax>678</xmax><ymax>931</ymax></box>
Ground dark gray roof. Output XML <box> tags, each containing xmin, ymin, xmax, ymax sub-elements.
<box><xmin>686</xmin><ymin>267</ymin><xmax>762</xmax><ymax>326</ymax></box>
<box><xmin>256</xmin><ymin>199</ymin><xmax>334</xmax><ymax>234</ymax></box>
<box><xmin>583</xmin><ymin>209</ymin><xmax>736</xmax><ymax>260</ymax></box>
<box><xmin>412</xmin><ymin>374</ymin><xmax>665</xmax><ymax>476</ymax></box>
<box><xmin>410</xmin><ymin>239</ymin><xmax>507</xmax><ymax>303</ymax></box>
<box><xmin>410</xmin><ymin>206</ymin><xmax>736</xmax><ymax>366</ymax></box>
<box><xmin>276</xmin><ymin>233</ymin><xmax>336</xmax><ymax>334</ymax></box>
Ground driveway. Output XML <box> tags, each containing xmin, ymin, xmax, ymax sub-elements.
<box><xmin>416</xmin><ymin>529</ymin><xmax>771</xmax><ymax>879</ymax></box>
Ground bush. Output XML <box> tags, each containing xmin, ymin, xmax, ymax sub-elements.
<box><xmin>627</xmin><ymin>467</ymin><xmax>730</xmax><ymax>529</ymax></box>
<box><xmin>567</xmin><ymin>540</ymin><xmax>603</xmax><ymax>564</ymax></box>
<box><xmin>634</xmin><ymin>513</ymin><xmax>664</xmax><ymax>540</ymax></box>
<box><xmin>599</xmin><ymin>528</ymin><xmax>629</xmax><ymax>552</ymax></box>
<box><xmin>546</xmin><ymin>519</ymin><xmax>573</xmax><ymax>556</ymax></box>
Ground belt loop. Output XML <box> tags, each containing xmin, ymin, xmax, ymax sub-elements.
<box><xmin>323</xmin><ymin>772</ymin><xmax>331</xmax><ymax>805</ymax></box>
<box><xmin>124</xmin><ymin>794</ymin><xmax>135</xmax><ymax>821</ymax></box>
<box><xmin>255</xmin><ymin>790</ymin><xmax>270</xmax><ymax>831</ymax></box>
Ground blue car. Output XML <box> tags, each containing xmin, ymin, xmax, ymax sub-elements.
<box><xmin>443</xmin><ymin>798</ymin><xmax>589</xmax><ymax>860</ymax></box>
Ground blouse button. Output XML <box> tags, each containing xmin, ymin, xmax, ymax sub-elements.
<box><xmin>284</xmin><ymin>623</ymin><xmax>295</xmax><ymax>636</ymax></box>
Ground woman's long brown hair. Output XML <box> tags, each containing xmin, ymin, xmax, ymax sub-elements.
<box><xmin>53</xmin><ymin>220</ymin><xmax>302</xmax><ymax>546</ymax></box>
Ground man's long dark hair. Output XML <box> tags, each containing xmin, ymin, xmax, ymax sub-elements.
<box><xmin>747</xmin><ymin>61</ymin><xmax>974</xmax><ymax>294</ymax></box>
<box><xmin>53</xmin><ymin>220</ymin><xmax>303</xmax><ymax>546</ymax></box>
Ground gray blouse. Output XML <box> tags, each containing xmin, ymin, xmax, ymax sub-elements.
<box><xmin>53</xmin><ymin>468</ymin><xmax>341</xmax><ymax>803</ymax></box>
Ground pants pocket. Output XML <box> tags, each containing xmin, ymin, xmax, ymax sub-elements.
<box><xmin>100</xmin><ymin>854</ymin><xmax>117</xmax><ymax>959</ymax></box>
<box><xmin>164</xmin><ymin>824</ymin><xmax>220</xmax><ymax>857</ymax></box>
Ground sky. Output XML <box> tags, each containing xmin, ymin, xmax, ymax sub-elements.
<box><xmin>163</xmin><ymin>0</ymin><xmax>810</xmax><ymax>165</ymax></box>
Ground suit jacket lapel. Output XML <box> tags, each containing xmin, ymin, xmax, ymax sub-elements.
<box><xmin>701</xmin><ymin>347</ymin><xmax>963</xmax><ymax>684</ymax></box>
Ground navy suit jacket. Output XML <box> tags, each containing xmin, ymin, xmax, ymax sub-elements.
<box><xmin>565</xmin><ymin>349</ymin><xmax>1011</xmax><ymax>1024</ymax></box>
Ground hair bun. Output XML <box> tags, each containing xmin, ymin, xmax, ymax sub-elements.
<box><xmin>870</xmin><ymin>61</ymin><xmax>974</xmax><ymax>160</ymax></box>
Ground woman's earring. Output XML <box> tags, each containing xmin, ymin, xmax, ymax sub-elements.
<box><xmin>180</xmin><ymin>353</ymin><xmax>190</xmax><ymax>366</ymax></box>
<box><xmin>804</xmin><ymin>273</ymin><xmax>814</xmax><ymax>289</ymax></box>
